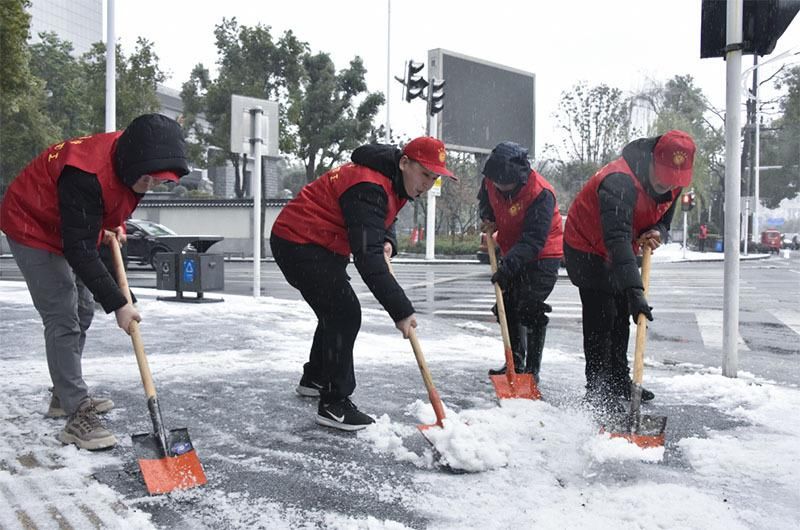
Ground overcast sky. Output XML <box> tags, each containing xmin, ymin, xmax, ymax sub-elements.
<box><xmin>113</xmin><ymin>0</ymin><xmax>800</xmax><ymax>157</ymax></box>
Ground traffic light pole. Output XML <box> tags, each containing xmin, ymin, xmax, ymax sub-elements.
<box><xmin>425</xmin><ymin>111</ymin><xmax>438</xmax><ymax>260</ymax></box>
<box><xmin>722</xmin><ymin>0</ymin><xmax>743</xmax><ymax>378</ymax></box>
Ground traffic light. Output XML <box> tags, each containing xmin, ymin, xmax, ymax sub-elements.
<box><xmin>700</xmin><ymin>0</ymin><xmax>800</xmax><ymax>58</ymax></box>
<box><xmin>405</xmin><ymin>61</ymin><xmax>428</xmax><ymax>102</ymax></box>
<box><xmin>427</xmin><ymin>78</ymin><xmax>445</xmax><ymax>116</ymax></box>
<box><xmin>681</xmin><ymin>191</ymin><xmax>696</xmax><ymax>212</ymax></box>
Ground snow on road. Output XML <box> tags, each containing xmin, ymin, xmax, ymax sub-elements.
<box><xmin>1</xmin><ymin>280</ymin><xmax>798</xmax><ymax>529</ymax></box>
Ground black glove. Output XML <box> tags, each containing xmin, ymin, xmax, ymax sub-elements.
<box><xmin>491</xmin><ymin>268</ymin><xmax>511</xmax><ymax>291</ymax></box>
<box><xmin>626</xmin><ymin>288</ymin><xmax>653</xmax><ymax>323</ymax></box>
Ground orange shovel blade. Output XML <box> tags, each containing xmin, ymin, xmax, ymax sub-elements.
<box><xmin>608</xmin><ymin>432</ymin><xmax>666</xmax><ymax>449</ymax></box>
<box><xmin>490</xmin><ymin>372</ymin><xmax>541</xmax><ymax>400</ymax></box>
<box><xmin>603</xmin><ymin>414</ymin><xmax>667</xmax><ymax>449</ymax></box>
<box><xmin>138</xmin><ymin>450</ymin><xmax>207</xmax><ymax>494</ymax></box>
<box><xmin>133</xmin><ymin>429</ymin><xmax>207</xmax><ymax>494</ymax></box>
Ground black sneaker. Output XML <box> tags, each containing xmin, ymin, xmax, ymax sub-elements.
<box><xmin>316</xmin><ymin>398</ymin><xmax>375</xmax><ymax>431</ymax></box>
<box><xmin>296</xmin><ymin>374</ymin><xmax>323</xmax><ymax>397</ymax></box>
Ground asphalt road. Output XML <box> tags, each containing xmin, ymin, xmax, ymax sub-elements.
<box><xmin>1</xmin><ymin>251</ymin><xmax>798</xmax><ymax>527</ymax></box>
<box><xmin>2</xmin><ymin>251</ymin><xmax>799</xmax><ymax>384</ymax></box>
<box><xmin>114</xmin><ymin>251</ymin><xmax>800</xmax><ymax>380</ymax></box>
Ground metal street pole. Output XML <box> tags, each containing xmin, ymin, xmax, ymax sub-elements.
<box><xmin>753</xmin><ymin>55</ymin><xmax>760</xmax><ymax>240</ymax></box>
<box><xmin>385</xmin><ymin>0</ymin><xmax>391</xmax><ymax>143</ymax></box>
<box><xmin>105</xmin><ymin>0</ymin><xmax>116</xmax><ymax>132</ymax></box>
<box><xmin>250</xmin><ymin>107</ymin><xmax>263</xmax><ymax>298</ymax></box>
<box><xmin>683</xmin><ymin>210</ymin><xmax>688</xmax><ymax>259</ymax></box>
<box><xmin>425</xmin><ymin>109</ymin><xmax>437</xmax><ymax>261</ymax></box>
<box><xmin>723</xmin><ymin>0</ymin><xmax>743</xmax><ymax>378</ymax></box>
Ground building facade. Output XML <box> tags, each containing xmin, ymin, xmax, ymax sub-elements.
<box><xmin>28</xmin><ymin>0</ymin><xmax>103</xmax><ymax>56</ymax></box>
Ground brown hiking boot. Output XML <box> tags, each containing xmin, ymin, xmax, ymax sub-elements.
<box><xmin>57</xmin><ymin>400</ymin><xmax>118</xmax><ymax>450</ymax></box>
<box><xmin>46</xmin><ymin>392</ymin><xmax>114</xmax><ymax>418</ymax></box>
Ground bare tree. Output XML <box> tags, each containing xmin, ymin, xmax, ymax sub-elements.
<box><xmin>554</xmin><ymin>81</ymin><xmax>631</xmax><ymax>165</ymax></box>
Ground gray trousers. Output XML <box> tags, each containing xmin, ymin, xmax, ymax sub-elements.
<box><xmin>9</xmin><ymin>237</ymin><xmax>94</xmax><ymax>415</ymax></box>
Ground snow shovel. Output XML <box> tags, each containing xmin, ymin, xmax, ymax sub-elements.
<box><xmin>108</xmin><ymin>238</ymin><xmax>207</xmax><ymax>494</ymax></box>
<box><xmin>607</xmin><ymin>245</ymin><xmax>666</xmax><ymax>448</ymax></box>
<box><xmin>486</xmin><ymin>237</ymin><xmax>541</xmax><ymax>400</ymax></box>
<box><xmin>385</xmin><ymin>256</ymin><xmax>447</xmax><ymax>435</ymax></box>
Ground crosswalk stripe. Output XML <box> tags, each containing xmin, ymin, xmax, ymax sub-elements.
<box><xmin>772</xmin><ymin>310</ymin><xmax>800</xmax><ymax>336</ymax></box>
<box><xmin>693</xmin><ymin>310</ymin><xmax>750</xmax><ymax>351</ymax></box>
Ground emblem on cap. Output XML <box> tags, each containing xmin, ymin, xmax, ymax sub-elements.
<box><xmin>509</xmin><ymin>203</ymin><xmax>521</xmax><ymax>216</ymax></box>
<box><xmin>672</xmin><ymin>151</ymin><xmax>687</xmax><ymax>167</ymax></box>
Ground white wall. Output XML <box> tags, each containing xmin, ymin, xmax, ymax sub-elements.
<box><xmin>132</xmin><ymin>203</ymin><xmax>284</xmax><ymax>256</ymax></box>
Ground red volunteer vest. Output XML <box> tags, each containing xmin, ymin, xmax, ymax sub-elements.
<box><xmin>485</xmin><ymin>170</ymin><xmax>563</xmax><ymax>259</ymax></box>
<box><xmin>564</xmin><ymin>157</ymin><xmax>680</xmax><ymax>260</ymax></box>
<box><xmin>271</xmin><ymin>163</ymin><xmax>406</xmax><ymax>256</ymax></box>
<box><xmin>0</xmin><ymin>132</ymin><xmax>141</xmax><ymax>255</ymax></box>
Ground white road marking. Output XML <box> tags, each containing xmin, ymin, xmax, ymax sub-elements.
<box><xmin>772</xmin><ymin>310</ymin><xmax>800</xmax><ymax>337</ymax></box>
<box><xmin>696</xmin><ymin>310</ymin><xmax>750</xmax><ymax>351</ymax></box>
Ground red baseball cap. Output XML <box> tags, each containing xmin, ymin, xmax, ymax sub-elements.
<box><xmin>652</xmin><ymin>130</ymin><xmax>695</xmax><ymax>187</ymax></box>
<box><xmin>147</xmin><ymin>170</ymin><xmax>181</xmax><ymax>182</ymax></box>
<box><xmin>402</xmin><ymin>137</ymin><xmax>456</xmax><ymax>181</ymax></box>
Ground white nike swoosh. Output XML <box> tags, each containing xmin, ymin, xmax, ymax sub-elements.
<box><xmin>326</xmin><ymin>410</ymin><xmax>345</xmax><ymax>423</ymax></box>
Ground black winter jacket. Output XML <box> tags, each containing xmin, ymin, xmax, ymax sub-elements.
<box><xmin>565</xmin><ymin>136</ymin><xmax>678</xmax><ymax>292</ymax></box>
<box><xmin>337</xmin><ymin>144</ymin><xmax>414</xmax><ymax>321</ymax></box>
<box><xmin>58</xmin><ymin>114</ymin><xmax>188</xmax><ymax>313</ymax></box>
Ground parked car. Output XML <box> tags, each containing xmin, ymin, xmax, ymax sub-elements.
<box><xmin>125</xmin><ymin>219</ymin><xmax>177</xmax><ymax>269</ymax></box>
<box><xmin>781</xmin><ymin>232</ymin><xmax>799</xmax><ymax>250</ymax></box>
<box><xmin>760</xmin><ymin>229</ymin><xmax>782</xmax><ymax>254</ymax></box>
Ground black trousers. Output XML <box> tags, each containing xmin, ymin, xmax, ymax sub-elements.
<box><xmin>270</xmin><ymin>235</ymin><xmax>360</xmax><ymax>402</ymax></box>
<box><xmin>494</xmin><ymin>259</ymin><xmax>559</xmax><ymax>358</ymax></box>
<box><xmin>577</xmin><ymin>287</ymin><xmax>631</xmax><ymax>395</ymax></box>
<box><xmin>503</xmin><ymin>260</ymin><xmax>558</xmax><ymax>326</ymax></box>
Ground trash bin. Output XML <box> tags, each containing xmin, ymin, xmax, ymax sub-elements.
<box><xmin>153</xmin><ymin>236</ymin><xmax>225</xmax><ymax>303</ymax></box>
<box><xmin>714</xmin><ymin>239</ymin><xmax>723</xmax><ymax>252</ymax></box>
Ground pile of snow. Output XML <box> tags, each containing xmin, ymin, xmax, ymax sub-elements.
<box><xmin>651</xmin><ymin>242</ymin><xmax>768</xmax><ymax>262</ymax></box>
<box><xmin>361</xmin><ymin>397</ymin><xmax>663</xmax><ymax>474</ymax></box>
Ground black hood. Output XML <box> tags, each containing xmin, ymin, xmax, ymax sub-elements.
<box><xmin>621</xmin><ymin>135</ymin><xmax>672</xmax><ymax>201</ymax></box>
<box><xmin>351</xmin><ymin>143</ymin><xmax>411</xmax><ymax>199</ymax></box>
<box><xmin>114</xmin><ymin>114</ymin><xmax>189</xmax><ymax>188</ymax></box>
<box><xmin>483</xmin><ymin>141</ymin><xmax>531</xmax><ymax>186</ymax></box>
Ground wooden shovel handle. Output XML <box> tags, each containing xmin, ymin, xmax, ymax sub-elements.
<box><xmin>631</xmin><ymin>246</ymin><xmax>652</xmax><ymax>386</ymax></box>
<box><xmin>108</xmin><ymin>238</ymin><xmax>158</xmax><ymax>400</ymax></box>
<box><xmin>385</xmin><ymin>256</ymin><xmax>446</xmax><ymax>425</ymax></box>
<box><xmin>486</xmin><ymin>236</ymin><xmax>516</xmax><ymax>373</ymax></box>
